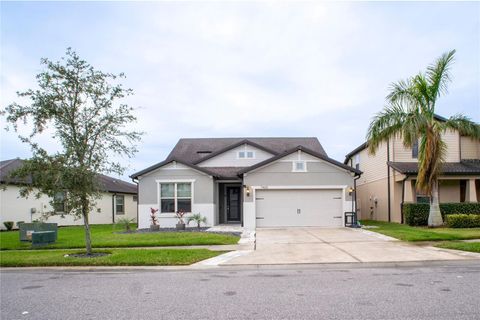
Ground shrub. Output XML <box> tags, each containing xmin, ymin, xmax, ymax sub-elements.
<box><xmin>403</xmin><ymin>203</ymin><xmax>430</xmax><ymax>226</ymax></box>
<box><xmin>403</xmin><ymin>202</ymin><xmax>480</xmax><ymax>226</ymax></box>
<box><xmin>187</xmin><ymin>213</ymin><xmax>207</xmax><ymax>229</ymax></box>
<box><xmin>446</xmin><ymin>214</ymin><xmax>480</xmax><ymax>228</ymax></box>
<box><xmin>3</xmin><ymin>221</ymin><xmax>14</xmax><ymax>231</ymax></box>
<box><xmin>116</xmin><ymin>217</ymin><xmax>136</xmax><ymax>232</ymax></box>
<box><xmin>440</xmin><ymin>203</ymin><xmax>480</xmax><ymax>215</ymax></box>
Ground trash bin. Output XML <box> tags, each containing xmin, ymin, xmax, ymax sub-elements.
<box><xmin>344</xmin><ymin>212</ymin><xmax>358</xmax><ymax>227</ymax></box>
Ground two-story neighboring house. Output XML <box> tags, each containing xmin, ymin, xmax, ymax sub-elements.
<box><xmin>344</xmin><ymin>116</ymin><xmax>480</xmax><ymax>223</ymax></box>
<box><xmin>131</xmin><ymin>137</ymin><xmax>361</xmax><ymax>230</ymax></box>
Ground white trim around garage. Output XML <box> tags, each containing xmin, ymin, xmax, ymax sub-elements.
<box><xmin>242</xmin><ymin>185</ymin><xmax>350</xmax><ymax>230</ymax></box>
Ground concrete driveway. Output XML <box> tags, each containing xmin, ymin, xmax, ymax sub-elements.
<box><xmin>223</xmin><ymin>227</ymin><xmax>478</xmax><ymax>265</ymax></box>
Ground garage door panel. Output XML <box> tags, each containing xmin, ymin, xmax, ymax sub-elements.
<box><xmin>256</xmin><ymin>189</ymin><xmax>343</xmax><ymax>227</ymax></box>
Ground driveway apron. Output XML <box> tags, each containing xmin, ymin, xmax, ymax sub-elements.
<box><xmin>223</xmin><ymin>227</ymin><xmax>478</xmax><ymax>265</ymax></box>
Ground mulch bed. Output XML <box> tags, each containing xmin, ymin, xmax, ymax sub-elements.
<box><xmin>67</xmin><ymin>252</ymin><xmax>110</xmax><ymax>258</ymax></box>
<box><xmin>117</xmin><ymin>227</ymin><xmax>241</xmax><ymax>237</ymax></box>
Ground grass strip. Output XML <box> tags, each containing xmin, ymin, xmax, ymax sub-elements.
<box><xmin>0</xmin><ymin>248</ymin><xmax>223</xmax><ymax>267</ymax></box>
<box><xmin>361</xmin><ymin>220</ymin><xmax>480</xmax><ymax>242</ymax></box>
<box><xmin>1</xmin><ymin>224</ymin><xmax>239</xmax><ymax>250</ymax></box>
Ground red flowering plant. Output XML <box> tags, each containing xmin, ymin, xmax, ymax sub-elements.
<box><xmin>175</xmin><ymin>209</ymin><xmax>187</xmax><ymax>225</ymax></box>
<box><xmin>150</xmin><ymin>207</ymin><xmax>159</xmax><ymax>226</ymax></box>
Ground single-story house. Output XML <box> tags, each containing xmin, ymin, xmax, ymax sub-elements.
<box><xmin>131</xmin><ymin>138</ymin><xmax>361</xmax><ymax>230</ymax></box>
<box><xmin>0</xmin><ymin>158</ymin><xmax>138</xmax><ymax>229</ymax></box>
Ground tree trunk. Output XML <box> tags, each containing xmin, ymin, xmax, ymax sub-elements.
<box><xmin>81</xmin><ymin>196</ymin><xmax>93</xmax><ymax>255</ymax></box>
<box><xmin>428</xmin><ymin>181</ymin><xmax>443</xmax><ymax>227</ymax></box>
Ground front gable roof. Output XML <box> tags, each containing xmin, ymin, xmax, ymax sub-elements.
<box><xmin>166</xmin><ymin>137</ymin><xmax>326</xmax><ymax>164</ymax></box>
<box><xmin>131</xmin><ymin>137</ymin><xmax>342</xmax><ymax>179</ymax></box>
<box><xmin>239</xmin><ymin>146</ymin><xmax>362</xmax><ymax>175</ymax></box>
<box><xmin>130</xmin><ymin>158</ymin><xmax>218</xmax><ymax>179</ymax></box>
<box><xmin>192</xmin><ymin>139</ymin><xmax>277</xmax><ymax>165</ymax></box>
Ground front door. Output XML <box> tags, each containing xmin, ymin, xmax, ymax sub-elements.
<box><xmin>226</xmin><ymin>186</ymin><xmax>241</xmax><ymax>222</ymax></box>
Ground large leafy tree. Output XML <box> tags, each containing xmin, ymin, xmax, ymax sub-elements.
<box><xmin>367</xmin><ymin>50</ymin><xmax>480</xmax><ymax>227</ymax></box>
<box><xmin>4</xmin><ymin>48</ymin><xmax>142</xmax><ymax>254</ymax></box>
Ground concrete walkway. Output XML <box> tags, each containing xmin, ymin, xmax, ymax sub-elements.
<box><xmin>222</xmin><ymin>227</ymin><xmax>480</xmax><ymax>265</ymax></box>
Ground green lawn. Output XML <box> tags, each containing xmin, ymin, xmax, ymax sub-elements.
<box><xmin>0</xmin><ymin>224</ymin><xmax>239</xmax><ymax>250</ymax></box>
<box><xmin>435</xmin><ymin>242</ymin><xmax>480</xmax><ymax>253</ymax></box>
<box><xmin>361</xmin><ymin>220</ymin><xmax>480</xmax><ymax>242</ymax></box>
<box><xmin>0</xmin><ymin>248</ymin><xmax>223</xmax><ymax>267</ymax></box>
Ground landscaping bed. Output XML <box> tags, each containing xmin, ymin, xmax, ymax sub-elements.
<box><xmin>360</xmin><ymin>220</ymin><xmax>480</xmax><ymax>242</ymax></box>
<box><xmin>0</xmin><ymin>248</ymin><xmax>223</xmax><ymax>267</ymax></box>
<box><xmin>132</xmin><ymin>227</ymin><xmax>242</xmax><ymax>237</ymax></box>
<box><xmin>0</xmin><ymin>224</ymin><xmax>240</xmax><ymax>250</ymax></box>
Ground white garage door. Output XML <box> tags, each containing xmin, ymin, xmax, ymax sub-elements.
<box><xmin>255</xmin><ymin>189</ymin><xmax>344</xmax><ymax>227</ymax></box>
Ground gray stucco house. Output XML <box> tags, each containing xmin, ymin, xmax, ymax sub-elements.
<box><xmin>131</xmin><ymin>138</ymin><xmax>361</xmax><ymax>230</ymax></box>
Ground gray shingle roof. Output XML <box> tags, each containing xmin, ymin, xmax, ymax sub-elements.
<box><xmin>167</xmin><ymin>137</ymin><xmax>326</xmax><ymax>164</ymax></box>
<box><xmin>388</xmin><ymin>161</ymin><xmax>480</xmax><ymax>175</ymax></box>
<box><xmin>0</xmin><ymin>159</ymin><xmax>137</xmax><ymax>194</ymax></box>
<box><xmin>130</xmin><ymin>137</ymin><xmax>359</xmax><ymax>179</ymax></box>
<box><xmin>239</xmin><ymin>146</ymin><xmax>362</xmax><ymax>175</ymax></box>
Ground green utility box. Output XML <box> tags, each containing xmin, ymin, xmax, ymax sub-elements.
<box><xmin>19</xmin><ymin>223</ymin><xmax>58</xmax><ymax>241</ymax></box>
<box><xmin>32</xmin><ymin>231</ymin><xmax>56</xmax><ymax>246</ymax></box>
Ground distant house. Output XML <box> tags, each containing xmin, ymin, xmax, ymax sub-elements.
<box><xmin>131</xmin><ymin>137</ymin><xmax>361</xmax><ymax>230</ymax></box>
<box><xmin>0</xmin><ymin>159</ymin><xmax>138</xmax><ymax>229</ymax></box>
<box><xmin>344</xmin><ymin>116</ymin><xmax>480</xmax><ymax>223</ymax></box>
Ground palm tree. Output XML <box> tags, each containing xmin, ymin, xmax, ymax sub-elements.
<box><xmin>367</xmin><ymin>50</ymin><xmax>480</xmax><ymax>227</ymax></box>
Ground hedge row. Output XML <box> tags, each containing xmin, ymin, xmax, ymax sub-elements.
<box><xmin>446</xmin><ymin>214</ymin><xmax>480</xmax><ymax>228</ymax></box>
<box><xmin>403</xmin><ymin>202</ymin><xmax>480</xmax><ymax>226</ymax></box>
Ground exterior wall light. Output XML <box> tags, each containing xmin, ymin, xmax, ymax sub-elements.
<box><xmin>244</xmin><ymin>185</ymin><xmax>251</xmax><ymax>197</ymax></box>
<box><xmin>348</xmin><ymin>187</ymin><xmax>354</xmax><ymax>195</ymax></box>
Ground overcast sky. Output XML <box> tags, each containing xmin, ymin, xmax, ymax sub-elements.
<box><xmin>1</xmin><ymin>1</ymin><xmax>479</xmax><ymax>181</ymax></box>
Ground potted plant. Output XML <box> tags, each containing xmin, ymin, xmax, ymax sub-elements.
<box><xmin>175</xmin><ymin>209</ymin><xmax>187</xmax><ymax>230</ymax></box>
<box><xmin>150</xmin><ymin>207</ymin><xmax>160</xmax><ymax>231</ymax></box>
<box><xmin>187</xmin><ymin>213</ymin><xmax>207</xmax><ymax>229</ymax></box>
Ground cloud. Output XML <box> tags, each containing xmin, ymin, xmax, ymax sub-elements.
<box><xmin>1</xmin><ymin>1</ymin><xmax>479</xmax><ymax>179</ymax></box>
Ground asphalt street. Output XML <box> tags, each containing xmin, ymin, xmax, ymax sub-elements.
<box><xmin>1</xmin><ymin>261</ymin><xmax>480</xmax><ymax>320</ymax></box>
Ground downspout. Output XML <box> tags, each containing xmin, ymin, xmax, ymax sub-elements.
<box><xmin>400</xmin><ymin>175</ymin><xmax>409</xmax><ymax>224</ymax></box>
<box><xmin>111</xmin><ymin>193</ymin><xmax>116</xmax><ymax>224</ymax></box>
<box><xmin>132</xmin><ymin>177</ymin><xmax>139</xmax><ymax>228</ymax></box>
<box><xmin>354</xmin><ymin>174</ymin><xmax>361</xmax><ymax>225</ymax></box>
<box><xmin>387</xmin><ymin>140</ymin><xmax>391</xmax><ymax>222</ymax></box>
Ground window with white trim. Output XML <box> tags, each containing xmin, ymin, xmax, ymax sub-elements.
<box><xmin>160</xmin><ymin>182</ymin><xmax>192</xmax><ymax>213</ymax></box>
<box><xmin>238</xmin><ymin>151</ymin><xmax>255</xmax><ymax>159</ymax></box>
<box><xmin>292</xmin><ymin>161</ymin><xmax>307</xmax><ymax>172</ymax></box>
<box><xmin>115</xmin><ymin>195</ymin><xmax>125</xmax><ymax>215</ymax></box>
<box><xmin>54</xmin><ymin>191</ymin><xmax>66</xmax><ymax>214</ymax></box>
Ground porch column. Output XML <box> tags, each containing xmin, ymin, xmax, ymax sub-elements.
<box><xmin>466</xmin><ymin>179</ymin><xmax>478</xmax><ymax>202</ymax></box>
<box><xmin>404</xmin><ymin>180</ymin><xmax>415</xmax><ymax>202</ymax></box>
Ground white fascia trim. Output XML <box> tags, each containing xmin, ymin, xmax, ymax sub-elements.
<box><xmin>139</xmin><ymin>161</ymin><xmax>212</xmax><ymax>178</ymax></box>
<box><xmin>250</xmin><ymin>185</ymin><xmax>348</xmax><ymax>190</ymax></box>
